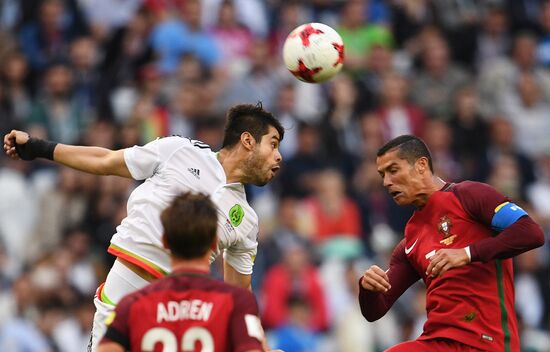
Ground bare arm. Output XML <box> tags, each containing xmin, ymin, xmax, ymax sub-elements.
<box><xmin>97</xmin><ymin>342</ymin><xmax>124</xmax><ymax>352</ymax></box>
<box><xmin>53</xmin><ymin>144</ymin><xmax>131</xmax><ymax>177</ymax></box>
<box><xmin>224</xmin><ymin>260</ymin><xmax>252</xmax><ymax>289</ymax></box>
<box><xmin>4</xmin><ymin>130</ymin><xmax>132</xmax><ymax>178</ymax></box>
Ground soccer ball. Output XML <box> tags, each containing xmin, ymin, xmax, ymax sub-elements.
<box><xmin>283</xmin><ymin>23</ymin><xmax>344</xmax><ymax>83</ymax></box>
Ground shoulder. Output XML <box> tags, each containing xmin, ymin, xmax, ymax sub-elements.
<box><xmin>452</xmin><ymin>180</ymin><xmax>494</xmax><ymax>193</ymax></box>
<box><xmin>215</xmin><ymin>185</ymin><xmax>258</xmax><ymax>225</ymax></box>
<box><xmin>450</xmin><ymin>181</ymin><xmax>503</xmax><ymax>201</ymax></box>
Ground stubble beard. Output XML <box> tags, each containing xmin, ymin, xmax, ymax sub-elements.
<box><xmin>243</xmin><ymin>151</ymin><xmax>269</xmax><ymax>186</ymax></box>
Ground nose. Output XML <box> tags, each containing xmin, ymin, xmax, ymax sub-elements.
<box><xmin>383</xmin><ymin>174</ymin><xmax>392</xmax><ymax>188</ymax></box>
<box><xmin>275</xmin><ymin>150</ymin><xmax>282</xmax><ymax>163</ymax></box>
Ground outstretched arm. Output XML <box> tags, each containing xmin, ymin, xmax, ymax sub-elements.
<box><xmin>4</xmin><ymin>130</ymin><xmax>132</xmax><ymax>178</ymax></box>
<box><xmin>359</xmin><ymin>240</ymin><xmax>421</xmax><ymax>322</ymax></box>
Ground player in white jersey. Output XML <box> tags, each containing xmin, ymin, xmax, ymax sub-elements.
<box><xmin>3</xmin><ymin>104</ymin><xmax>284</xmax><ymax>351</ymax></box>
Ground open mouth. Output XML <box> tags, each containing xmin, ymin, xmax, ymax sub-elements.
<box><xmin>271</xmin><ymin>166</ymin><xmax>280</xmax><ymax>174</ymax></box>
<box><xmin>390</xmin><ymin>191</ymin><xmax>401</xmax><ymax>198</ymax></box>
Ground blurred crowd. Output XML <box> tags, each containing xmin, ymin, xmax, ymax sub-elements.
<box><xmin>1</xmin><ymin>0</ymin><xmax>550</xmax><ymax>351</ymax></box>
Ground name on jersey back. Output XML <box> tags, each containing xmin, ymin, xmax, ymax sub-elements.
<box><xmin>157</xmin><ymin>299</ymin><xmax>213</xmax><ymax>323</ymax></box>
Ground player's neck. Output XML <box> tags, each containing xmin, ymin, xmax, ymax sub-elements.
<box><xmin>217</xmin><ymin>147</ymin><xmax>246</xmax><ymax>184</ymax></box>
<box><xmin>413</xmin><ymin>176</ymin><xmax>447</xmax><ymax>208</ymax></box>
<box><xmin>171</xmin><ymin>258</ymin><xmax>211</xmax><ymax>273</ymax></box>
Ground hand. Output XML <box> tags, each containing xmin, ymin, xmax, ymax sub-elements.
<box><xmin>426</xmin><ymin>248</ymin><xmax>470</xmax><ymax>278</ymax></box>
<box><xmin>3</xmin><ymin>130</ymin><xmax>29</xmax><ymax>160</ymax></box>
<box><xmin>360</xmin><ymin>265</ymin><xmax>391</xmax><ymax>292</ymax></box>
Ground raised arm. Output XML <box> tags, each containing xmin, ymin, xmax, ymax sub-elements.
<box><xmin>359</xmin><ymin>240</ymin><xmax>421</xmax><ymax>321</ymax></box>
<box><xmin>4</xmin><ymin>130</ymin><xmax>132</xmax><ymax>178</ymax></box>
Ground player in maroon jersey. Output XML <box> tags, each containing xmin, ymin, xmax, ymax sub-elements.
<box><xmin>98</xmin><ymin>192</ymin><xmax>272</xmax><ymax>352</ymax></box>
<box><xmin>359</xmin><ymin>135</ymin><xmax>545</xmax><ymax>352</ymax></box>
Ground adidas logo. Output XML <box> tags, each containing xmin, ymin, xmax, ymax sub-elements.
<box><xmin>188</xmin><ymin>168</ymin><xmax>200</xmax><ymax>179</ymax></box>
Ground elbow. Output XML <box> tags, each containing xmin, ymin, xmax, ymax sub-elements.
<box><xmin>363</xmin><ymin>311</ymin><xmax>383</xmax><ymax>322</ymax></box>
<box><xmin>534</xmin><ymin>226</ymin><xmax>546</xmax><ymax>248</ymax></box>
<box><xmin>360</xmin><ymin>305</ymin><xmax>384</xmax><ymax>322</ymax></box>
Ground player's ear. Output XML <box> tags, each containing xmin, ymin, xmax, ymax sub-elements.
<box><xmin>416</xmin><ymin>157</ymin><xmax>429</xmax><ymax>174</ymax></box>
<box><xmin>240</xmin><ymin>132</ymin><xmax>256</xmax><ymax>151</ymax></box>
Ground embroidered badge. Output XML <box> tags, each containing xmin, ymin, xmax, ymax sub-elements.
<box><xmin>438</xmin><ymin>215</ymin><xmax>457</xmax><ymax>245</ymax></box>
<box><xmin>229</xmin><ymin>204</ymin><xmax>244</xmax><ymax>227</ymax></box>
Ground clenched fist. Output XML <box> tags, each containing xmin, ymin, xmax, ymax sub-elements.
<box><xmin>360</xmin><ymin>265</ymin><xmax>391</xmax><ymax>292</ymax></box>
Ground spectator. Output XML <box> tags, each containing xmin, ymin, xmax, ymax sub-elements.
<box><xmin>478</xmin><ymin>31</ymin><xmax>550</xmax><ymax>118</ymax></box>
<box><xmin>209</xmin><ymin>0</ymin><xmax>253</xmax><ymax>77</ymax></box>
<box><xmin>449</xmin><ymin>85</ymin><xmax>489</xmax><ymax>181</ymax></box>
<box><xmin>27</xmin><ymin>61</ymin><xmax>90</xmax><ymax>144</ymax></box>
<box><xmin>499</xmin><ymin>72</ymin><xmax>550</xmax><ymax>159</ymax></box>
<box><xmin>375</xmin><ymin>71</ymin><xmax>427</xmax><ymax>140</ymax></box>
<box><xmin>410</xmin><ymin>34</ymin><xmax>471</xmax><ymax>120</ymax></box>
<box><xmin>478</xmin><ymin>117</ymin><xmax>536</xmax><ymax>201</ymax></box>
<box><xmin>303</xmin><ymin>169</ymin><xmax>363</xmax><ymax>254</ymax></box>
<box><xmin>261</xmin><ymin>240</ymin><xmax>329</xmax><ymax>332</ymax></box>
<box><xmin>338</xmin><ymin>0</ymin><xmax>393</xmax><ymax>75</ymax></box>
<box><xmin>18</xmin><ymin>0</ymin><xmax>87</xmax><ymax>71</ymax></box>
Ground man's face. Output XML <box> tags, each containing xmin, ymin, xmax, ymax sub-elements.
<box><xmin>376</xmin><ymin>149</ymin><xmax>422</xmax><ymax>206</ymax></box>
<box><xmin>244</xmin><ymin>126</ymin><xmax>282</xmax><ymax>186</ymax></box>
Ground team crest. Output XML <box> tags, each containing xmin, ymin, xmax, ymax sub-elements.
<box><xmin>438</xmin><ymin>215</ymin><xmax>457</xmax><ymax>245</ymax></box>
<box><xmin>229</xmin><ymin>204</ymin><xmax>244</xmax><ymax>227</ymax></box>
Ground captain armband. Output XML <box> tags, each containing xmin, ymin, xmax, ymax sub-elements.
<box><xmin>491</xmin><ymin>202</ymin><xmax>528</xmax><ymax>232</ymax></box>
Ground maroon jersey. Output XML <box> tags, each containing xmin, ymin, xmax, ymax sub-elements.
<box><xmin>359</xmin><ymin>181</ymin><xmax>545</xmax><ymax>352</ymax></box>
<box><xmin>101</xmin><ymin>269</ymin><xmax>263</xmax><ymax>352</ymax></box>
<box><xmin>404</xmin><ymin>182</ymin><xmax>518</xmax><ymax>351</ymax></box>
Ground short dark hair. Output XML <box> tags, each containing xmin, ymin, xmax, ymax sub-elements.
<box><xmin>161</xmin><ymin>192</ymin><xmax>217</xmax><ymax>259</ymax></box>
<box><xmin>221</xmin><ymin>103</ymin><xmax>284</xmax><ymax>148</ymax></box>
<box><xmin>377</xmin><ymin>135</ymin><xmax>433</xmax><ymax>172</ymax></box>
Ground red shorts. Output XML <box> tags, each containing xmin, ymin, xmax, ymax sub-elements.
<box><xmin>386</xmin><ymin>338</ymin><xmax>485</xmax><ymax>352</ymax></box>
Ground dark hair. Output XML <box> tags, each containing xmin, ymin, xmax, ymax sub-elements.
<box><xmin>377</xmin><ymin>135</ymin><xmax>433</xmax><ymax>172</ymax></box>
<box><xmin>221</xmin><ymin>103</ymin><xmax>284</xmax><ymax>148</ymax></box>
<box><xmin>161</xmin><ymin>192</ymin><xmax>217</xmax><ymax>259</ymax></box>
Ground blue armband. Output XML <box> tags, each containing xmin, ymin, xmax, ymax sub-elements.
<box><xmin>491</xmin><ymin>202</ymin><xmax>527</xmax><ymax>232</ymax></box>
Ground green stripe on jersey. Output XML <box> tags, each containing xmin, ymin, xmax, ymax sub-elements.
<box><xmin>496</xmin><ymin>260</ymin><xmax>511</xmax><ymax>352</ymax></box>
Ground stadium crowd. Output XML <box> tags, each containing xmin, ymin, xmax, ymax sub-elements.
<box><xmin>0</xmin><ymin>0</ymin><xmax>550</xmax><ymax>351</ymax></box>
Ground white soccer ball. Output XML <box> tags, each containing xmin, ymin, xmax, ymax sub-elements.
<box><xmin>283</xmin><ymin>22</ymin><xmax>345</xmax><ymax>83</ymax></box>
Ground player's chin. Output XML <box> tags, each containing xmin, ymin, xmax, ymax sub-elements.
<box><xmin>253</xmin><ymin>174</ymin><xmax>273</xmax><ymax>187</ymax></box>
<box><xmin>392</xmin><ymin>195</ymin><xmax>410</xmax><ymax>206</ymax></box>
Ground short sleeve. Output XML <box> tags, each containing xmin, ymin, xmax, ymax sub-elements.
<box><xmin>124</xmin><ymin>137</ymin><xmax>188</xmax><ymax>180</ymax></box>
<box><xmin>229</xmin><ymin>289</ymin><xmax>264</xmax><ymax>352</ymax></box>
<box><xmin>211</xmin><ymin>185</ymin><xmax>259</xmax><ymax>275</ymax></box>
<box><xmin>223</xmin><ymin>239</ymin><xmax>257</xmax><ymax>275</ymax></box>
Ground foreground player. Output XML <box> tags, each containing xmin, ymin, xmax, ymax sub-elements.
<box><xmin>359</xmin><ymin>135</ymin><xmax>545</xmax><ymax>352</ymax></box>
<box><xmin>3</xmin><ymin>104</ymin><xmax>283</xmax><ymax>351</ymax></box>
<box><xmin>98</xmin><ymin>192</ymin><xmax>273</xmax><ymax>352</ymax></box>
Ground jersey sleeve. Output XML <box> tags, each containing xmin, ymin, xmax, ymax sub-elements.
<box><xmin>223</xmin><ymin>232</ymin><xmax>257</xmax><ymax>276</ymax></box>
<box><xmin>358</xmin><ymin>239</ymin><xmax>421</xmax><ymax>322</ymax></box>
<box><xmin>100</xmin><ymin>294</ymin><xmax>136</xmax><ymax>349</ymax></box>
<box><xmin>123</xmin><ymin>136</ymin><xmax>188</xmax><ymax>180</ymax></box>
<box><xmin>229</xmin><ymin>289</ymin><xmax>264</xmax><ymax>352</ymax></box>
<box><xmin>212</xmin><ymin>186</ymin><xmax>258</xmax><ymax>275</ymax></box>
<box><xmin>451</xmin><ymin>181</ymin><xmax>511</xmax><ymax>228</ymax></box>
<box><xmin>452</xmin><ymin>181</ymin><xmax>544</xmax><ymax>262</ymax></box>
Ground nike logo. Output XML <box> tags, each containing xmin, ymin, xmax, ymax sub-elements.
<box><xmin>405</xmin><ymin>239</ymin><xmax>418</xmax><ymax>255</ymax></box>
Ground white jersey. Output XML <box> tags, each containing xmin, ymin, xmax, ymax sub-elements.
<box><xmin>108</xmin><ymin>136</ymin><xmax>259</xmax><ymax>277</ymax></box>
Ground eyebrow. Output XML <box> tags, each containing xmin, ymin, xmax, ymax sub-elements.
<box><xmin>378</xmin><ymin>162</ymin><xmax>398</xmax><ymax>175</ymax></box>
